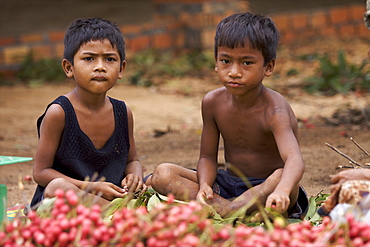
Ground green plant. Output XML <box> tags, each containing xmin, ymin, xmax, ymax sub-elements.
<box><xmin>128</xmin><ymin>49</ymin><xmax>215</xmax><ymax>87</ymax></box>
<box><xmin>305</xmin><ymin>50</ymin><xmax>370</xmax><ymax>95</ymax></box>
<box><xmin>16</xmin><ymin>51</ymin><xmax>65</xmax><ymax>84</ymax></box>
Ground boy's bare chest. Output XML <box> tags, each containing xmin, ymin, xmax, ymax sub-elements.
<box><xmin>216</xmin><ymin>107</ymin><xmax>271</xmax><ymax>146</ymax></box>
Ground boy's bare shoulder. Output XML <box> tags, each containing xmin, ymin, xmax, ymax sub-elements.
<box><xmin>264</xmin><ymin>88</ymin><xmax>297</xmax><ymax>125</ymax></box>
<box><xmin>264</xmin><ymin>88</ymin><xmax>291</xmax><ymax>108</ymax></box>
<box><xmin>203</xmin><ymin>87</ymin><xmax>227</xmax><ymax>102</ymax></box>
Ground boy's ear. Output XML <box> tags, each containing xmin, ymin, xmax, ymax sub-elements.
<box><xmin>118</xmin><ymin>60</ymin><xmax>127</xmax><ymax>79</ymax></box>
<box><xmin>264</xmin><ymin>59</ymin><xmax>275</xmax><ymax>77</ymax></box>
<box><xmin>62</xmin><ymin>59</ymin><xmax>74</xmax><ymax>78</ymax></box>
<box><xmin>215</xmin><ymin>64</ymin><xmax>218</xmax><ymax>73</ymax></box>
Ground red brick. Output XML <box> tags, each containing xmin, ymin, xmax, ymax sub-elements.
<box><xmin>280</xmin><ymin>31</ymin><xmax>295</xmax><ymax>44</ymax></box>
<box><xmin>291</xmin><ymin>13</ymin><xmax>308</xmax><ymax>30</ymax></box>
<box><xmin>319</xmin><ymin>26</ymin><xmax>338</xmax><ymax>38</ymax></box>
<box><xmin>153</xmin><ymin>0</ymin><xmax>203</xmax><ymax>2</ymax></box>
<box><xmin>272</xmin><ymin>14</ymin><xmax>290</xmax><ymax>32</ymax></box>
<box><xmin>174</xmin><ymin>31</ymin><xmax>185</xmax><ymax>48</ymax></box>
<box><xmin>200</xmin><ymin>29</ymin><xmax>214</xmax><ymax>49</ymax></box>
<box><xmin>165</xmin><ymin>21</ymin><xmax>185</xmax><ymax>31</ymax></box>
<box><xmin>214</xmin><ymin>14</ymin><xmax>225</xmax><ymax>24</ymax></box>
<box><xmin>201</xmin><ymin>13</ymin><xmax>212</xmax><ymax>27</ymax></box>
<box><xmin>3</xmin><ymin>46</ymin><xmax>30</xmax><ymax>65</ymax></box>
<box><xmin>310</xmin><ymin>10</ymin><xmax>328</xmax><ymax>29</ymax></box>
<box><xmin>153</xmin><ymin>13</ymin><xmax>175</xmax><ymax>22</ymax></box>
<box><xmin>329</xmin><ymin>7</ymin><xmax>349</xmax><ymax>24</ymax></box>
<box><xmin>0</xmin><ymin>37</ymin><xmax>16</xmax><ymax>47</ymax></box>
<box><xmin>54</xmin><ymin>43</ymin><xmax>64</xmax><ymax>58</ymax></box>
<box><xmin>121</xmin><ymin>24</ymin><xmax>142</xmax><ymax>35</ymax></box>
<box><xmin>348</xmin><ymin>4</ymin><xmax>366</xmax><ymax>21</ymax></box>
<box><xmin>179</xmin><ymin>12</ymin><xmax>192</xmax><ymax>24</ymax></box>
<box><xmin>0</xmin><ymin>52</ymin><xmax>4</xmax><ymax>66</ymax></box>
<box><xmin>141</xmin><ymin>22</ymin><xmax>160</xmax><ymax>32</ymax></box>
<box><xmin>20</xmin><ymin>34</ymin><xmax>43</xmax><ymax>43</ymax></box>
<box><xmin>300</xmin><ymin>29</ymin><xmax>316</xmax><ymax>39</ymax></box>
<box><xmin>339</xmin><ymin>25</ymin><xmax>356</xmax><ymax>38</ymax></box>
<box><xmin>0</xmin><ymin>69</ymin><xmax>17</xmax><ymax>78</ymax></box>
<box><xmin>127</xmin><ymin>35</ymin><xmax>150</xmax><ymax>52</ymax></box>
<box><xmin>31</xmin><ymin>45</ymin><xmax>53</xmax><ymax>60</ymax></box>
<box><xmin>153</xmin><ymin>32</ymin><xmax>172</xmax><ymax>49</ymax></box>
<box><xmin>49</xmin><ymin>31</ymin><xmax>65</xmax><ymax>42</ymax></box>
<box><xmin>357</xmin><ymin>23</ymin><xmax>370</xmax><ymax>38</ymax></box>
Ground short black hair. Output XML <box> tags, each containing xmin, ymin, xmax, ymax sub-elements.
<box><xmin>63</xmin><ymin>17</ymin><xmax>125</xmax><ymax>65</ymax></box>
<box><xmin>214</xmin><ymin>12</ymin><xmax>279</xmax><ymax>66</ymax></box>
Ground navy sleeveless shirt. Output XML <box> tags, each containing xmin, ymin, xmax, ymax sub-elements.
<box><xmin>30</xmin><ymin>96</ymin><xmax>130</xmax><ymax>207</ymax></box>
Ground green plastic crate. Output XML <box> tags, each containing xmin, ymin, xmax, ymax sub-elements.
<box><xmin>0</xmin><ymin>156</ymin><xmax>33</xmax><ymax>166</ymax></box>
<box><xmin>0</xmin><ymin>155</ymin><xmax>33</xmax><ymax>223</ymax></box>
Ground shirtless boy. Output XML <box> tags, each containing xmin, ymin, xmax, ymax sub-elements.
<box><xmin>146</xmin><ymin>12</ymin><xmax>308</xmax><ymax>218</ymax></box>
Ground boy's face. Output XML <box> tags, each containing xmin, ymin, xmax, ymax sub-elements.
<box><xmin>215</xmin><ymin>45</ymin><xmax>274</xmax><ymax>95</ymax></box>
<box><xmin>62</xmin><ymin>39</ymin><xmax>125</xmax><ymax>94</ymax></box>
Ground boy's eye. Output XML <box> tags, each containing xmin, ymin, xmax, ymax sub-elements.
<box><xmin>83</xmin><ymin>57</ymin><xmax>93</xmax><ymax>61</ymax></box>
<box><xmin>106</xmin><ymin>57</ymin><xmax>117</xmax><ymax>62</ymax></box>
<box><xmin>243</xmin><ymin>61</ymin><xmax>252</xmax><ymax>65</ymax></box>
<box><xmin>220</xmin><ymin>59</ymin><xmax>229</xmax><ymax>64</ymax></box>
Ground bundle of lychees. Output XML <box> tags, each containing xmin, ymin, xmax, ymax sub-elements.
<box><xmin>1</xmin><ymin>189</ymin><xmax>370</xmax><ymax>247</ymax></box>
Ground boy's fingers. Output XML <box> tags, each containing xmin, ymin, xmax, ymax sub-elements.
<box><xmin>207</xmin><ymin>191</ymin><xmax>213</xmax><ymax>199</ymax></box>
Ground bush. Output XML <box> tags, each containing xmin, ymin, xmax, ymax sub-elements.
<box><xmin>304</xmin><ymin>50</ymin><xmax>370</xmax><ymax>95</ymax></box>
<box><xmin>16</xmin><ymin>52</ymin><xmax>66</xmax><ymax>84</ymax></box>
<box><xmin>128</xmin><ymin>49</ymin><xmax>215</xmax><ymax>87</ymax></box>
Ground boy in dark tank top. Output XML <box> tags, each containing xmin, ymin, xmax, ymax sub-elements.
<box><xmin>30</xmin><ymin>17</ymin><xmax>145</xmax><ymax>210</ymax></box>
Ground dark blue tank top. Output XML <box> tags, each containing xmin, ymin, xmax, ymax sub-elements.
<box><xmin>30</xmin><ymin>96</ymin><xmax>130</xmax><ymax>207</ymax></box>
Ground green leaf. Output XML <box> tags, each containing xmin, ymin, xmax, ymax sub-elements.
<box><xmin>147</xmin><ymin>194</ymin><xmax>161</xmax><ymax>212</ymax></box>
<box><xmin>127</xmin><ymin>198</ymin><xmax>138</xmax><ymax>209</ymax></box>
<box><xmin>304</xmin><ymin>196</ymin><xmax>317</xmax><ymax>221</ymax></box>
<box><xmin>337</xmin><ymin>50</ymin><xmax>347</xmax><ymax>73</ymax></box>
<box><xmin>36</xmin><ymin>197</ymin><xmax>56</xmax><ymax>218</ymax></box>
<box><xmin>309</xmin><ymin>211</ymin><xmax>321</xmax><ymax>222</ymax></box>
<box><xmin>157</xmin><ymin>193</ymin><xmax>188</xmax><ymax>204</ymax></box>
<box><xmin>102</xmin><ymin>197</ymin><xmax>127</xmax><ymax>217</ymax></box>
<box><xmin>286</xmin><ymin>218</ymin><xmax>302</xmax><ymax>224</ymax></box>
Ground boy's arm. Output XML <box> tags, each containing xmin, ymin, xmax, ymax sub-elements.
<box><xmin>196</xmin><ymin>96</ymin><xmax>220</xmax><ymax>203</ymax></box>
<box><xmin>265</xmin><ymin>109</ymin><xmax>304</xmax><ymax>212</ymax></box>
<box><xmin>33</xmin><ymin>104</ymin><xmax>73</xmax><ymax>187</ymax></box>
<box><xmin>122</xmin><ymin>106</ymin><xmax>145</xmax><ymax>193</ymax></box>
<box><xmin>34</xmin><ymin>104</ymin><xmax>126</xmax><ymax>200</ymax></box>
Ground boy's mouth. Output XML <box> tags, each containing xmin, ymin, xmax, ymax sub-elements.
<box><xmin>93</xmin><ymin>76</ymin><xmax>107</xmax><ymax>81</ymax></box>
<box><xmin>228</xmin><ymin>81</ymin><xmax>242</xmax><ymax>87</ymax></box>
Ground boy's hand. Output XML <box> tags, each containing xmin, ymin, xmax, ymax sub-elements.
<box><xmin>265</xmin><ymin>191</ymin><xmax>290</xmax><ymax>213</ymax></box>
<box><xmin>121</xmin><ymin>174</ymin><xmax>146</xmax><ymax>194</ymax></box>
<box><xmin>196</xmin><ymin>184</ymin><xmax>213</xmax><ymax>205</ymax></box>
<box><xmin>89</xmin><ymin>181</ymin><xmax>128</xmax><ymax>201</ymax></box>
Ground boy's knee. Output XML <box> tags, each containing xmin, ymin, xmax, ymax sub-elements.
<box><xmin>44</xmin><ymin>177</ymin><xmax>69</xmax><ymax>198</ymax></box>
<box><xmin>151</xmin><ymin>163</ymin><xmax>176</xmax><ymax>186</ymax></box>
<box><xmin>152</xmin><ymin>163</ymin><xmax>172</xmax><ymax>179</ymax></box>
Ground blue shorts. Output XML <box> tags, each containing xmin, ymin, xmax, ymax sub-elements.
<box><xmin>212</xmin><ymin>169</ymin><xmax>266</xmax><ymax>198</ymax></box>
<box><xmin>213</xmin><ymin>169</ymin><xmax>309</xmax><ymax>219</ymax></box>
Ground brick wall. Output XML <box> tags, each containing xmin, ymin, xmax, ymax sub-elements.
<box><xmin>270</xmin><ymin>4</ymin><xmax>369</xmax><ymax>43</ymax></box>
<box><xmin>0</xmin><ymin>0</ymin><xmax>368</xmax><ymax>76</ymax></box>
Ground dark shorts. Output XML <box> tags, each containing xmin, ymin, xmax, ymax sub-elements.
<box><xmin>213</xmin><ymin>169</ymin><xmax>309</xmax><ymax>219</ymax></box>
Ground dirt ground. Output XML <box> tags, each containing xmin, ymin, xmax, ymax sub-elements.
<box><xmin>0</xmin><ymin>38</ymin><xmax>369</xmax><ymax>209</ymax></box>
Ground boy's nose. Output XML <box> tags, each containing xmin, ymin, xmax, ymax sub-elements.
<box><xmin>94</xmin><ymin>59</ymin><xmax>106</xmax><ymax>72</ymax></box>
<box><xmin>228</xmin><ymin>65</ymin><xmax>242</xmax><ymax>78</ymax></box>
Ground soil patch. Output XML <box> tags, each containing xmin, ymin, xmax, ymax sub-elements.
<box><xmin>0</xmin><ymin>38</ymin><xmax>369</xmax><ymax>208</ymax></box>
